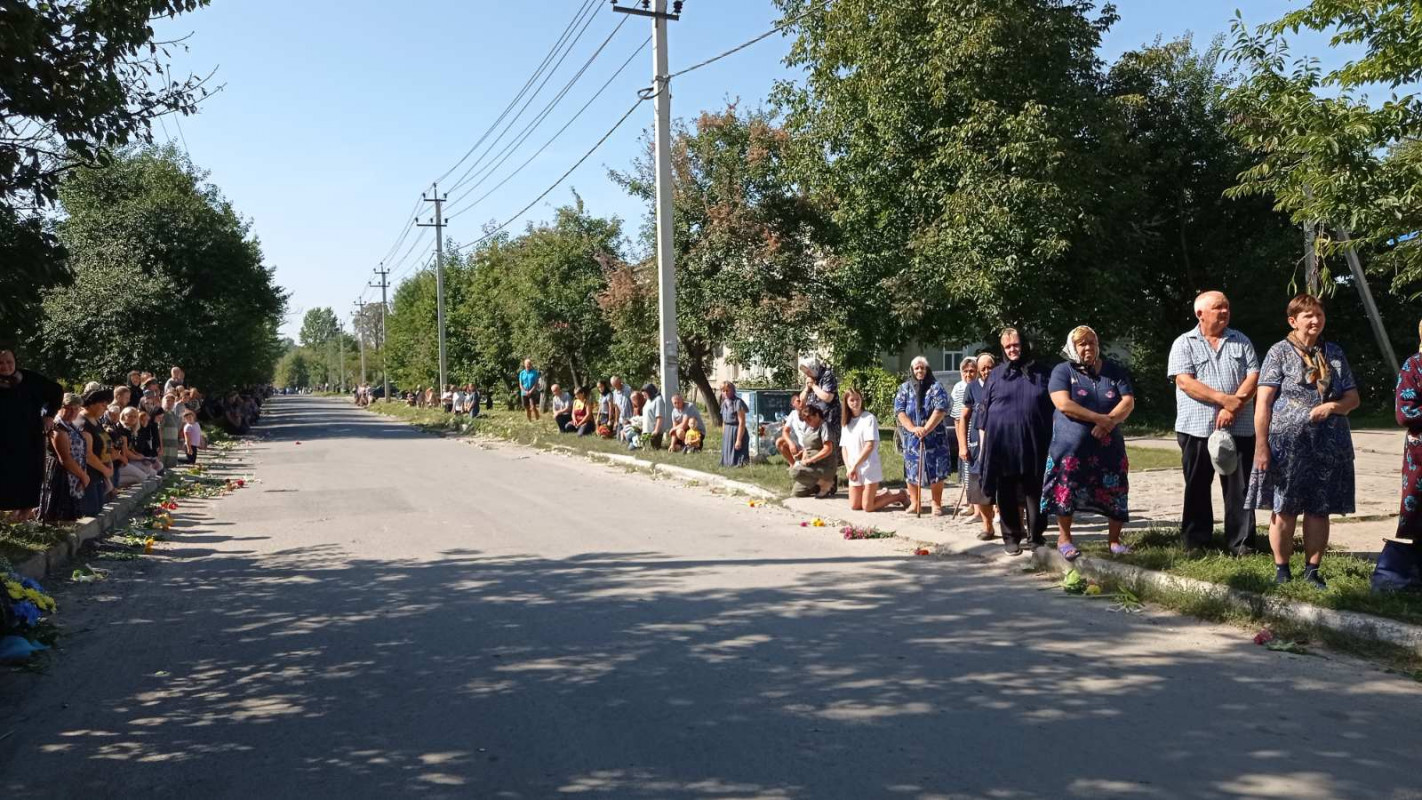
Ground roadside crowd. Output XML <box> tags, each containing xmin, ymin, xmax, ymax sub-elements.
<box><xmin>508</xmin><ymin>291</ymin><xmax>1422</xmax><ymax>594</ymax></box>
<box><xmin>0</xmin><ymin>353</ymin><xmax>267</xmax><ymax>526</ymax></box>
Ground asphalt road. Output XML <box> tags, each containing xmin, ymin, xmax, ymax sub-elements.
<box><xmin>3</xmin><ymin>396</ymin><xmax>1421</xmax><ymax>800</ymax></box>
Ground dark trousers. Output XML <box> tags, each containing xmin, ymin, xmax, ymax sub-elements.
<box><xmin>945</xmin><ymin>427</ymin><xmax>960</xmax><ymax>479</ymax></box>
<box><xmin>554</xmin><ymin>411</ymin><xmax>572</xmax><ymax>431</ymax></box>
<box><xmin>995</xmin><ymin>473</ymin><xmax>1047</xmax><ymax>546</ymax></box>
<box><xmin>1177</xmin><ymin>433</ymin><xmax>1256</xmax><ymax>551</ymax></box>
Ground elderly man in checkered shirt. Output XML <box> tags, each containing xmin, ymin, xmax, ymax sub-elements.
<box><xmin>1167</xmin><ymin>291</ymin><xmax>1261</xmax><ymax>555</ymax></box>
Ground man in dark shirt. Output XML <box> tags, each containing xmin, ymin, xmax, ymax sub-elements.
<box><xmin>125</xmin><ymin>370</ymin><xmax>144</xmax><ymax>408</ymax></box>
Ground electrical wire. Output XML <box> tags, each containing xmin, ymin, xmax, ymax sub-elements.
<box><xmin>445</xmin><ymin>35</ymin><xmax>649</xmax><ymax>220</ymax></box>
<box><xmin>432</xmin><ymin>0</ymin><xmax>600</xmax><ymax>186</ymax></box>
<box><xmin>442</xmin><ymin>2</ymin><xmax>605</xmax><ymax>195</ymax></box>
<box><xmin>668</xmin><ymin>0</ymin><xmax>830</xmax><ymax>81</ymax></box>
<box><xmin>448</xmin><ymin>97</ymin><xmax>646</xmax><ymax>256</ymax></box>
<box><xmin>443</xmin><ymin>16</ymin><xmax>633</xmax><ymax>210</ymax></box>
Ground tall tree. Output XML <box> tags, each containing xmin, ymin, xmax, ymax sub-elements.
<box><xmin>1</xmin><ymin>0</ymin><xmax>216</xmax><ymax>207</ymax></box>
<box><xmin>299</xmin><ymin>307</ymin><xmax>341</xmax><ymax>348</ymax></box>
<box><xmin>41</xmin><ymin>146</ymin><xmax>286</xmax><ymax>389</ymax></box>
<box><xmin>613</xmin><ymin>104</ymin><xmax>829</xmax><ymax>403</ymax></box>
<box><xmin>1224</xmin><ymin>2</ymin><xmax>1422</xmax><ymax>292</ymax></box>
<box><xmin>772</xmin><ymin>0</ymin><xmax>1123</xmax><ymax>361</ymax></box>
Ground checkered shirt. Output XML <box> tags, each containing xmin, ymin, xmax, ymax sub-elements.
<box><xmin>1167</xmin><ymin>325</ymin><xmax>1260</xmax><ymax>438</ymax></box>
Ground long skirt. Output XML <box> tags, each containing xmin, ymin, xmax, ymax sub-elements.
<box><xmin>721</xmin><ymin>421</ymin><xmax>749</xmax><ymax>467</ymax></box>
<box><xmin>37</xmin><ymin>453</ymin><xmax>81</xmax><ymax>523</ymax></box>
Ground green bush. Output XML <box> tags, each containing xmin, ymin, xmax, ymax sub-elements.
<box><xmin>842</xmin><ymin>366</ymin><xmax>902</xmax><ymax>423</ymax></box>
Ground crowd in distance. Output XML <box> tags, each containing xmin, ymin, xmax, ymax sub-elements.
<box><xmin>391</xmin><ymin>291</ymin><xmax>1422</xmax><ymax>594</ymax></box>
<box><xmin>0</xmin><ymin>355</ymin><xmax>268</xmax><ymax>526</ymax></box>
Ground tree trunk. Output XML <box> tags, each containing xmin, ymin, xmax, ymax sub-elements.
<box><xmin>683</xmin><ymin>339</ymin><xmax>722</xmax><ymax>427</ymax></box>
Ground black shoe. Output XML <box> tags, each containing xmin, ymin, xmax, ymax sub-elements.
<box><xmin>1003</xmin><ymin>538</ymin><xmax>1023</xmax><ymax>556</ymax></box>
<box><xmin>1275</xmin><ymin>564</ymin><xmax>1293</xmax><ymax>584</ymax></box>
<box><xmin>1028</xmin><ymin>537</ymin><xmax>1047</xmax><ymax>550</ymax></box>
<box><xmin>976</xmin><ymin>530</ymin><xmax>996</xmax><ymax>541</ymax></box>
<box><xmin>1231</xmin><ymin>546</ymin><xmax>1256</xmax><ymax>558</ymax></box>
<box><xmin>1302</xmin><ymin>567</ymin><xmax>1327</xmax><ymax>589</ymax></box>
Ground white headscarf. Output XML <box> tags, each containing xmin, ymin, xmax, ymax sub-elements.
<box><xmin>798</xmin><ymin>355</ymin><xmax>823</xmax><ymax>377</ymax></box>
<box><xmin>1062</xmin><ymin>325</ymin><xmax>1099</xmax><ymax>368</ymax></box>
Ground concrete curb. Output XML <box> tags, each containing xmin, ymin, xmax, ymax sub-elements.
<box><xmin>14</xmin><ymin>474</ymin><xmax>164</xmax><ymax>581</ymax></box>
<box><xmin>778</xmin><ymin>495</ymin><xmax>1422</xmax><ymax>657</ymax></box>
<box><xmin>561</xmin><ymin>447</ymin><xmax>779</xmax><ymax>501</ymax></box>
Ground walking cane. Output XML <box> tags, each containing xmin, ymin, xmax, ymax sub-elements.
<box><xmin>916</xmin><ymin>434</ymin><xmax>925</xmax><ymax>519</ymax></box>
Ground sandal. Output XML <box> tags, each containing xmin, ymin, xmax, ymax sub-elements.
<box><xmin>976</xmin><ymin>530</ymin><xmax>996</xmax><ymax>541</ymax></box>
<box><xmin>1057</xmin><ymin>542</ymin><xmax>1081</xmax><ymax>561</ymax></box>
<box><xmin>1109</xmin><ymin>543</ymin><xmax>1132</xmax><ymax>556</ymax></box>
<box><xmin>932</xmin><ymin>505</ymin><xmax>946</xmax><ymax>517</ymax></box>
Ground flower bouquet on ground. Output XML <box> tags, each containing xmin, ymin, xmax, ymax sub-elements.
<box><xmin>842</xmin><ymin>525</ymin><xmax>894</xmax><ymax>540</ymax></box>
<box><xmin>2</xmin><ymin>573</ymin><xmax>58</xmax><ymax>663</ymax></box>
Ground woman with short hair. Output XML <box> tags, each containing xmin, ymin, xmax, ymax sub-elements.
<box><xmin>788</xmin><ymin>403</ymin><xmax>836</xmax><ymax>498</ymax></box>
<box><xmin>1246</xmin><ymin>294</ymin><xmax>1360</xmax><ymax>588</ymax></box>
<box><xmin>719</xmin><ymin>382</ymin><xmax>750</xmax><ymax>467</ymax></box>
<box><xmin>1041</xmin><ymin>326</ymin><xmax>1135</xmax><ymax>560</ymax></box>
<box><xmin>38</xmin><ymin>394</ymin><xmax>89</xmax><ymax>523</ymax></box>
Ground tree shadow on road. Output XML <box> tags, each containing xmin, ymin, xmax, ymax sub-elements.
<box><xmin>2</xmin><ymin>538</ymin><xmax>1419</xmax><ymax>799</ymax></box>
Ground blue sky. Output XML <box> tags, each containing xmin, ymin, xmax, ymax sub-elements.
<box><xmin>152</xmin><ymin>1</ymin><xmax>1333</xmax><ymax>340</ymax></box>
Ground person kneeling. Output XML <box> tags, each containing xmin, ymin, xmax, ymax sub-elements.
<box><xmin>788</xmin><ymin>403</ymin><xmax>836</xmax><ymax>498</ymax></box>
<box><xmin>776</xmin><ymin>394</ymin><xmax>806</xmax><ymax>464</ymax></box>
<box><xmin>841</xmin><ymin>388</ymin><xmax>907</xmax><ymax>511</ymax></box>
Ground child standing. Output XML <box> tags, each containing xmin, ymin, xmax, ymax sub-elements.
<box><xmin>181</xmin><ymin>410</ymin><xmax>205</xmax><ymax>464</ymax></box>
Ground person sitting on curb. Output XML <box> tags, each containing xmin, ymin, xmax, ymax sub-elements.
<box><xmin>642</xmin><ymin>384</ymin><xmax>667</xmax><ymax>449</ymax></box>
<box><xmin>668</xmin><ymin>394</ymin><xmax>704</xmax><ymax>453</ymax></box>
<box><xmin>789</xmin><ymin>403</ymin><xmax>836</xmax><ymax>498</ymax></box>
<box><xmin>550</xmin><ymin>384</ymin><xmax>573</xmax><ymax>431</ymax></box>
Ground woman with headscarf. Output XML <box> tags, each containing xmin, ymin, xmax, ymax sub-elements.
<box><xmin>1245</xmin><ymin>294</ymin><xmax>1359</xmax><ymax>588</ymax></box>
<box><xmin>798</xmin><ymin>357</ymin><xmax>841</xmax><ymax>490</ymax></box>
<box><xmin>979</xmin><ymin>328</ymin><xmax>1055</xmax><ymax>555</ymax></box>
<box><xmin>1040</xmin><ymin>326</ymin><xmax>1136</xmax><ymax>560</ymax></box>
<box><xmin>894</xmin><ymin>356</ymin><xmax>952</xmax><ymax>515</ymax></box>
<box><xmin>1376</xmin><ymin>319</ymin><xmax>1422</xmax><ymax>592</ymax></box>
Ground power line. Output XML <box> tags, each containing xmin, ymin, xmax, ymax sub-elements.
<box><xmin>449</xmin><ymin>97</ymin><xmax>646</xmax><ymax>256</ymax></box>
<box><xmin>433</xmin><ymin>0</ymin><xmax>600</xmax><ymax>186</ymax></box>
<box><xmin>443</xmin><ymin>3</ymin><xmax>606</xmax><ymax>195</ymax></box>
<box><xmin>443</xmin><ymin>15</ymin><xmax>634</xmax><ymax>209</ymax></box>
<box><xmin>446</xmin><ymin>35</ymin><xmax>650</xmax><ymax>220</ymax></box>
<box><xmin>668</xmin><ymin>1</ymin><xmax>829</xmax><ymax>81</ymax></box>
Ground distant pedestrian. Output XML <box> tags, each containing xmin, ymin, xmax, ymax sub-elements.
<box><xmin>718</xmin><ymin>382</ymin><xmax>749</xmax><ymax>467</ymax></box>
<box><xmin>1246</xmin><ymin>294</ymin><xmax>1359</xmax><ymax>588</ymax></box>
<box><xmin>519</xmin><ymin>359</ymin><xmax>541</xmax><ymax>421</ymax></box>
<box><xmin>979</xmin><ymin>329</ymin><xmax>1053</xmax><ymax>555</ymax></box>
<box><xmin>642</xmin><ymin>383</ymin><xmax>667</xmax><ymax>449</ymax></box>
<box><xmin>1167</xmin><ymin>290</ymin><xmax>1260</xmax><ymax>555</ymax></box>
<box><xmin>958</xmin><ymin>354</ymin><xmax>997</xmax><ymax>540</ymax></box>
<box><xmin>1040</xmin><ymin>326</ymin><xmax>1135</xmax><ymax>560</ymax></box>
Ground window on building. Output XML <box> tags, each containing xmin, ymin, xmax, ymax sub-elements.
<box><xmin>941</xmin><ymin>348</ymin><xmax>969</xmax><ymax>372</ymax></box>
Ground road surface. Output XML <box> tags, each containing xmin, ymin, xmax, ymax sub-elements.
<box><xmin>2</xmin><ymin>396</ymin><xmax>1420</xmax><ymax>799</ymax></box>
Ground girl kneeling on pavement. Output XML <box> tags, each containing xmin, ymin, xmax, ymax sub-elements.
<box><xmin>841</xmin><ymin>388</ymin><xmax>908</xmax><ymax>512</ymax></box>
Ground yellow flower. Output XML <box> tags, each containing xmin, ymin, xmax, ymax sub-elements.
<box><xmin>4</xmin><ymin>581</ymin><xmax>22</xmax><ymax>600</ymax></box>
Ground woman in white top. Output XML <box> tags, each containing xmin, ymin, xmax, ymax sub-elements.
<box><xmin>841</xmin><ymin>388</ymin><xmax>908</xmax><ymax>512</ymax></box>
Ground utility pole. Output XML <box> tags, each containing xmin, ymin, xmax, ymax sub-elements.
<box><xmin>371</xmin><ymin>264</ymin><xmax>391</xmax><ymax>403</ymax></box>
<box><xmin>418</xmin><ymin>184</ymin><xmax>448</xmax><ymax>394</ymax></box>
<box><xmin>1336</xmin><ymin>226</ymin><xmax>1399</xmax><ymax>375</ymax></box>
<box><xmin>352</xmin><ymin>301</ymin><xmax>368</xmax><ymax>387</ymax></box>
<box><xmin>613</xmin><ymin>0</ymin><xmax>681</xmax><ymax>395</ymax></box>
<box><xmin>338</xmin><ymin>326</ymin><xmax>346</xmax><ymax>393</ymax></box>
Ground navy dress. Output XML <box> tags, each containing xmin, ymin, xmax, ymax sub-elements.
<box><xmin>1041</xmin><ymin>360</ymin><xmax>1132</xmax><ymax>521</ymax></box>
<box><xmin>979</xmin><ymin>360</ymin><xmax>1054</xmax><ymax>496</ymax></box>
<box><xmin>1245</xmin><ymin>340</ymin><xmax>1356</xmax><ymax>515</ymax></box>
<box><xmin>720</xmin><ymin>396</ymin><xmax>750</xmax><ymax>467</ymax></box>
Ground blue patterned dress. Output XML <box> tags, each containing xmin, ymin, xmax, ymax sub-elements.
<box><xmin>1244</xmin><ymin>340</ymin><xmax>1356</xmax><ymax>515</ymax></box>
<box><xmin>894</xmin><ymin>380</ymin><xmax>952</xmax><ymax>486</ymax></box>
<box><xmin>1040</xmin><ymin>360</ymin><xmax>1132</xmax><ymax>521</ymax></box>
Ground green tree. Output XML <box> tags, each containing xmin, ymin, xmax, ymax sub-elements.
<box><xmin>772</xmin><ymin>0</ymin><xmax>1123</xmax><ymax>362</ymax></box>
<box><xmin>275</xmin><ymin>348</ymin><xmax>311</xmax><ymax>388</ymax></box>
<box><xmin>1</xmin><ymin>0</ymin><xmax>216</xmax><ymax>207</ymax></box>
<box><xmin>299</xmin><ymin>307</ymin><xmax>341</xmax><ymax>348</ymax></box>
<box><xmin>613</xmin><ymin>104</ymin><xmax>829</xmax><ymax>402</ymax></box>
<box><xmin>1224</xmin><ymin>2</ymin><xmax>1422</xmax><ymax>292</ymax></box>
<box><xmin>385</xmin><ymin>270</ymin><xmax>440</xmax><ymax>390</ymax></box>
<box><xmin>41</xmin><ymin>145</ymin><xmax>286</xmax><ymax>389</ymax></box>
